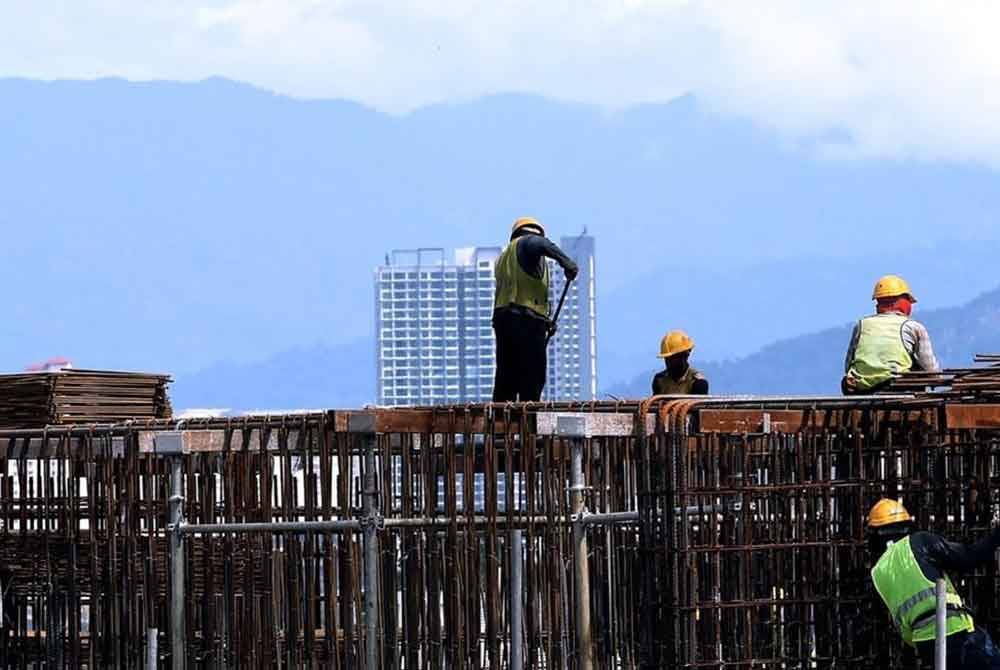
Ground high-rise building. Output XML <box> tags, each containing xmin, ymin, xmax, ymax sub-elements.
<box><xmin>375</xmin><ymin>236</ymin><xmax>597</xmax><ymax>406</ymax></box>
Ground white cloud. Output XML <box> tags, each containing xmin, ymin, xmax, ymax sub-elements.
<box><xmin>3</xmin><ymin>1</ymin><xmax>1000</xmax><ymax>163</ymax></box>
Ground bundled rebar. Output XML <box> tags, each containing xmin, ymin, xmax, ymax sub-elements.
<box><xmin>0</xmin><ymin>368</ymin><xmax>172</xmax><ymax>427</ymax></box>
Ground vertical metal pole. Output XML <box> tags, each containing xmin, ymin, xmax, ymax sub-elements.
<box><xmin>147</xmin><ymin>628</ymin><xmax>159</xmax><ymax>670</ymax></box>
<box><xmin>935</xmin><ymin>578</ymin><xmax>947</xmax><ymax>670</ymax></box>
<box><xmin>510</xmin><ymin>529</ymin><xmax>524</xmax><ymax>670</ymax></box>
<box><xmin>363</xmin><ymin>435</ymin><xmax>380</xmax><ymax>670</ymax></box>
<box><xmin>169</xmin><ymin>457</ymin><xmax>185</xmax><ymax>670</ymax></box>
<box><xmin>570</xmin><ymin>439</ymin><xmax>594</xmax><ymax>670</ymax></box>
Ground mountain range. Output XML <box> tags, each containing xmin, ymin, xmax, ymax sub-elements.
<box><xmin>3</xmin><ymin>76</ymin><xmax>1000</xmax><ymax>408</ymax></box>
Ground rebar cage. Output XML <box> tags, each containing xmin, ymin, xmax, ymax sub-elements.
<box><xmin>1</xmin><ymin>398</ymin><xmax>999</xmax><ymax>669</ymax></box>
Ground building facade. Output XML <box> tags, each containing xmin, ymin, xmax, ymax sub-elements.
<box><xmin>375</xmin><ymin>236</ymin><xmax>597</xmax><ymax>406</ymax></box>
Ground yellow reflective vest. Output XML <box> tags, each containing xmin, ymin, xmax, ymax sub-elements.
<box><xmin>494</xmin><ymin>237</ymin><xmax>550</xmax><ymax>318</ymax></box>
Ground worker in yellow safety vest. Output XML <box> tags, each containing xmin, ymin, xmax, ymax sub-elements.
<box><xmin>651</xmin><ymin>330</ymin><xmax>709</xmax><ymax>395</ymax></box>
<box><xmin>868</xmin><ymin>498</ymin><xmax>1000</xmax><ymax>668</ymax></box>
<box><xmin>843</xmin><ymin>275</ymin><xmax>940</xmax><ymax>394</ymax></box>
<box><xmin>492</xmin><ymin>217</ymin><xmax>578</xmax><ymax>402</ymax></box>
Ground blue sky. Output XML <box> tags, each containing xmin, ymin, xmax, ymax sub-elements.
<box><xmin>5</xmin><ymin>1</ymin><xmax>1000</xmax><ymax>165</ymax></box>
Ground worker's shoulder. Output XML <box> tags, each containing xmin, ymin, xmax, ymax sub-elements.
<box><xmin>901</xmin><ymin>319</ymin><xmax>931</xmax><ymax>334</ymax></box>
<box><xmin>907</xmin><ymin>530</ymin><xmax>943</xmax><ymax>549</ymax></box>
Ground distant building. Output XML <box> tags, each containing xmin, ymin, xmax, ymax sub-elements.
<box><xmin>375</xmin><ymin>235</ymin><xmax>597</xmax><ymax>405</ymax></box>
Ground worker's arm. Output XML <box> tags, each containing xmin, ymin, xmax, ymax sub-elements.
<box><xmin>902</xmin><ymin>321</ymin><xmax>941</xmax><ymax>372</ymax></box>
<box><xmin>691</xmin><ymin>377</ymin><xmax>709</xmax><ymax>395</ymax></box>
<box><xmin>844</xmin><ymin>322</ymin><xmax>861</xmax><ymax>374</ymax></box>
<box><xmin>921</xmin><ymin>527</ymin><xmax>1000</xmax><ymax>573</ymax></box>
<box><xmin>516</xmin><ymin>235</ymin><xmax>579</xmax><ymax>280</ymax></box>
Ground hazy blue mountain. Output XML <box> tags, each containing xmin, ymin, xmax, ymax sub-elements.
<box><xmin>171</xmin><ymin>338</ymin><xmax>374</xmax><ymax>411</ymax></box>
<box><xmin>3</xmin><ymin>77</ymin><xmax>1000</xmax><ymax>400</ymax></box>
<box><xmin>608</xmin><ymin>285</ymin><xmax>1000</xmax><ymax>397</ymax></box>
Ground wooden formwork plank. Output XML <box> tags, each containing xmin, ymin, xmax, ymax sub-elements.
<box><xmin>945</xmin><ymin>403</ymin><xmax>1000</xmax><ymax>429</ymax></box>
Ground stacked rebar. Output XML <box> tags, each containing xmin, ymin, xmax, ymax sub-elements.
<box><xmin>0</xmin><ymin>368</ymin><xmax>172</xmax><ymax>427</ymax></box>
<box><xmin>890</xmin><ymin>352</ymin><xmax>1000</xmax><ymax>394</ymax></box>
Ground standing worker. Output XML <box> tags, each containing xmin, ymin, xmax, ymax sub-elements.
<box><xmin>843</xmin><ymin>275</ymin><xmax>940</xmax><ymax>394</ymax></box>
<box><xmin>868</xmin><ymin>498</ymin><xmax>1000</xmax><ymax>668</ymax></box>
<box><xmin>492</xmin><ymin>217</ymin><xmax>578</xmax><ymax>402</ymax></box>
<box><xmin>651</xmin><ymin>330</ymin><xmax>709</xmax><ymax>395</ymax></box>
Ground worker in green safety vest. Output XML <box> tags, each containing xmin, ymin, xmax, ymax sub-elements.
<box><xmin>868</xmin><ymin>498</ymin><xmax>1000</xmax><ymax>668</ymax></box>
<box><xmin>843</xmin><ymin>274</ymin><xmax>940</xmax><ymax>394</ymax></box>
<box><xmin>492</xmin><ymin>217</ymin><xmax>578</xmax><ymax>402</ymax></box>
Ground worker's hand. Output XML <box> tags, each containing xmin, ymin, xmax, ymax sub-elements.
<box><xmin>565</xmin><ymin>265</ymin><xmax>579</xmax><ymax>281</ymax></box>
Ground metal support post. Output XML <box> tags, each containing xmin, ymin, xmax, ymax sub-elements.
<box><xmin>362</xmin><ymin>434</ymin><xmax>381</xmax><ymax>670</ymax></box>
<box><xmin>147</xmin><ymin>628</ymin><xmax>159</xmax><ymax>670</ymax></box>
<box><xmin>570</xmin><ymin>439</ymin><xmax>594</xmax><ymax>670</ymax></box>
<box><xmin>169</xmin><ymin>457</ymin><xmax>186</xmax><ymax>670</ymax></box>
<box><xmin>510</xmin><ymin>529</ymin><xmax>524</xmax><ymax>670</ymax></box>
<box><xmin>935</xmin><ymin>578</ymin><xmax>947</xmax><ymax>670</ymax></box>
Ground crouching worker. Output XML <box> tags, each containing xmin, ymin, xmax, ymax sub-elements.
<box><xmin>868</xmin><ymin>498</ymin><xmax>1000</xmax><ymax>668</ymax></box>
<box><xmin>843</xmin><ymin>275</ymin><xmax>939</xmax><ymax>394</ymax></box>
<box><xmin>652</xmin><ymin>330</ymin><xmax>708</xmax><ymax>395</ymax></box>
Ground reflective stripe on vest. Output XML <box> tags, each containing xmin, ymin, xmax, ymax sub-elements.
<box><xmin>494</xmin><ymin>237</ymin><xmax>550</xmax><ymax>318</ymax></box>
<box><xmin>871</xmin><ymin>535</ymin><xmax>974</xmax><ymax>645</ymax></box>
<box><xmin>847</xmin><ymin>313</ymin><xmax>913</xmax><ymax>390</ymax></box>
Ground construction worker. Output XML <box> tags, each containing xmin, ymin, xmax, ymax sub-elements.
<box><xmin>843</xmin><ymin>275</ymin><xmax>940</xmax><ymax>394</ymax></box>
<box><xmin>868</xmin><ymin>498</ymin><xmax>1000</xmax><ymax>667</ymax></box>
<box><xmin>651</xmin><ymin>330</ymin><xmax>709</xmax><ymax>395</ymax></box>
<box><xmin>492</xmin><ymin>217</ymin><xmax>578</xmax><ymax>402</ymax></box>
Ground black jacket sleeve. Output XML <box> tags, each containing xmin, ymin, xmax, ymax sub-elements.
<box><xmin>516</xmin><ymin>234</ymin><xmax>579</xmax><ymax>280</ymax></box>
<box><xmin>919</xmin><ymin>527</ymin><xmax>1000</xmax><ymax>573</ymax></box>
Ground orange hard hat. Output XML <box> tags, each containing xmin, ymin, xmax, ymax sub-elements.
<box><xmin>658</xmin><ymin>330</ymin><xmax>694</xmax><ymax>358</ymax></box>
<box><xmin>867</xmin><ymin>498</ymin><xmax>913</xmax><ymax>528</ymax></box>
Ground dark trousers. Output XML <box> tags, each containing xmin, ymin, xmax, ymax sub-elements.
<box><xmin>917</xmin><ymin>628</ymin><xmax>1000</xmax><ymax>669</ymax></box>
<box><xmin>492</xmin><ymin>308</ymin><xmax>548</xmax><ymax>402</ymax></box>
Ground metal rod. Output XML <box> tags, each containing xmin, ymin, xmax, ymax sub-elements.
<box><xmin>363</xmin><ymin>435</ymin><xmax>380</xmax><ymax>670</ymax></box>
<box><xmin>180</xmin><ymin>519</ymin><xmax>362</xmax><ymax>534</ymax></box>
<box><xmin>582</xmin><ymin>511</ymin><xmax>639</xmax><ymax>525</ymax></box>
<box><xmin>936</xmin><ymin>578</ymin><xmax>947</xmax><ymax>670</ymax></box>
<box><xmin>570</xmin><ymin>439</ymin><xmax>594</xmax><ymax>670</ymax></box>
<box><xmin>147</xmin><ymin>628</ymin><xmax>158</xmax><ymax>670</ymax></box>
<box><xmin>169</xmin><ymin>457</ymin><xmax>185</xmax><ymax>670</ymax></box>
<box><xmin>511</xmin><ymin>529</ymin><xmax>524</xmax><ymax>670</ymax></box>
<box><xmin>179</xmin><ymin>514</ymin><xmax>640</xmax><ymax>535</ymax></box>
<box><xmin>546</xmin><ymin>278</ymin><xmax>573</xmax><ymax>346</ymax></box>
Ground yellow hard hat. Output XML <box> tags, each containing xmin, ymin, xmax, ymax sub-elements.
<box><xmin>658</xmin><ymin>330</ymin><xmax>694</xmax><ymax>358</ymax></box>
<box><xmin>872</xmin><ymin>275</ymin><xmax>916</xmax><ymax>302</ymax></box>
<box><xmin>511</xmin><ymin>217</ymin><xmax>545</xmax><ymax>237</ymax></box>
<box><xmin>867</xmin><ymin>498</ymin><xmax>912</xmax><ymax>528</ymax></box>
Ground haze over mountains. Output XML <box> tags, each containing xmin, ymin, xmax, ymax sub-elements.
<box><xmin>2</xmin><ymin>77</ymin><xmax>999</xmax><ymax>409</ymax></box>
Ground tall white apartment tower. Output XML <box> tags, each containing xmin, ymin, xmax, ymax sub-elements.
<box><xmin>375</xmin><ymin>236</ymin><xmax>597</xmax><ymax>406</ymax></box>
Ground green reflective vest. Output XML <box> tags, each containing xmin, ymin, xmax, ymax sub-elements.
<box><xmin>870</xmin><ymin>536</ymin><xmax>974</xmax><ymax>645</ymax></box>
<box><xmin>847</xmin><ymin>313</ymin><xmax>913</xmax><ymax>390</ymax></box>
<box><xmin>494</xmin><ymin>237</ymin><xmax>550</xmax><ymax>318</ymax></box>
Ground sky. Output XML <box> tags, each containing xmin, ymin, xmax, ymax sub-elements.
<box><xmin>4</xmin><ymin>1</ymin><xmax>1000</xmax><ymax>166</ymax></box>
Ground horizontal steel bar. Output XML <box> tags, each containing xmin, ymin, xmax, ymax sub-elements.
<box><xmin>178</xmin><ymin>512</ymin><xmax>644</xmax><ymax>535</ymax></box>
<box><xmin>582</xmin><ymin>511</ymin><xmax>639</xmax><ymax>525</ymax></box>
<box><xmin>179</xmin><ymin>519</ymin><xmax>361</xmax><ymax>534</ymax></box>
